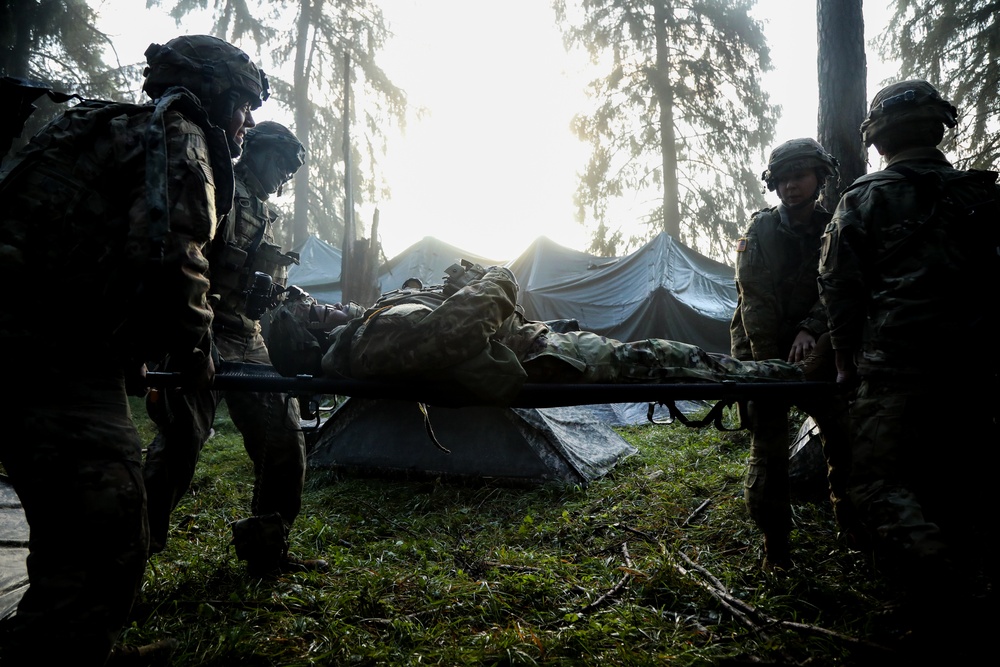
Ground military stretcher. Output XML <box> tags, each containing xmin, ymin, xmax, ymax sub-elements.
<box><xmin>147</xmin><ymin>361</ymin><xmax>835</xmax><ymax>430</ymax></box>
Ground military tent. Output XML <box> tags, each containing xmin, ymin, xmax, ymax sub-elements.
<box><xmin>286</xmin><ymin>235</ymin><xmax>344</xmax><ymax>305</ymax></box>
<box><xmin>286</xmin><ymin>235</ymin><xmax>499</xmax><ymax>306</ymax></box>
<box><xmin>376</xmin><ymin>236</ymin><xmax>501</xmax><ymax>292</ymax></box>
<box><xmin>0</xmin><ymin>476</ymin><xmax>28</xmax><ymax>620</ymax></box>
<box><xmin>307</xmin><ymin>399</ymin><xmax>637</xmax><ymax>486</ymax></box>
<box><xmin>507</xmin><ymin>233</ymin><xmax>736</xmax><ymax>354</ymax></box>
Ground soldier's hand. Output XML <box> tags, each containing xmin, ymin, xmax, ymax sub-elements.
<box><xmin>787</xmin><ymin>330</ymin><xmax>816</xmax><ymax>363</ymax></box>
<box><xmin>174</xmin><ymin>345</ymin><xmax>214</xmax><ymax>390</ymax></box>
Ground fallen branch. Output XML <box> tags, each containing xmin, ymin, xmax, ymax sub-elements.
<box><xmin>482</xmin><ymin>561</ymin><xmax>542</xmax><ymax>573</ymax></box>
<box><xmin>578</xmin><ymin>542</ymin><xmax>636</xmax><ymax>616</ymax></box>
<box><xmin>681</xmin><ymin>498</ymin><xmax>712</xmax><ymax>527</ymax></box>
<box><xmin>674</xmin><ymin>550</ymin><xmax>894</xmax><ymax>656</ymax></box>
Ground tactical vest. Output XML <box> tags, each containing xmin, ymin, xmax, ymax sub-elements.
<box><xmin>210</xmin><ymin>175</ymin><xmax>298</xmax><ymax>331</ymax></box>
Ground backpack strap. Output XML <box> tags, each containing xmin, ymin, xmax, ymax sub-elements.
<box><xmin>144</xmin><ymin>86</ymin><xmax>234</xmax><ymax>256</ymax></box>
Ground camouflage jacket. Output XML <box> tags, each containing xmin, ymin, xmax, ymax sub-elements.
<box><xmin>0</xmin><ymin>88</ymin><xmax>231</xmax><ymax>363</ymax></box>
<box><xmin>210</xmin><ymin>163</ymin><xmax>298</xmax><ymax>334</ymax></box>
<box><xmin>818</xmin><ymin>147</ymin><xmax>999</xmax><ymax>378</ymax></box>
<box><xmin>730</xmin><ymin>204</ymin><xmax>832</xmax><ymax>361</ymax></box>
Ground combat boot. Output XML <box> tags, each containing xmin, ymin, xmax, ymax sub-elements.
<box><xmin>762</xmin><ymin>532</ymin><xmax>792</xmax><ymax>572</ymax></box>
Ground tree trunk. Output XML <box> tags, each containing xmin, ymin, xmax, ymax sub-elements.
<box><xmin>341</xmin><ymin>51</ymin><xmax>357</xmax><ymax>302</ymax></box>
<box><xmin>653</xmin><ymin>3</ymin><xmax>680</xmax><ymax>239</ymax></box>
<box><xmin>291</xmin><ymin>0</ymin><xmax>316</xmax><ymax>251</ymax></box>
<box><xmin>817</xmin><ymin>0</ymin><xmax>867</xmax><ymax>207</ymax></box>
<box><xmin>0</xmin><ymin>0</ymin><xmax>37</xmax><ymax>77</ymax></box>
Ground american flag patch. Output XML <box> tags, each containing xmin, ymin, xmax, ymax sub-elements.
<box><xmin>736</xmin><ymin>238</ymin><xmax>748</xmax><ymax>252</ymax></box>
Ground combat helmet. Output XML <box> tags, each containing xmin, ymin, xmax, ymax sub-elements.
<box><xmin>761</xmin><ymin>138</ymin><xmax>840</xmax><ymax>192</ymax></box>
<box><xmin>239</xmin><ymin>121</ymin><xmax>305</xmax><ymax>195</ymax></box>
<box><xmin>243</xmin><ymin>121</ymin><xmax>305</xmax><ymax>172</ymax></box>
<box><xmin>860</xmin><ymin>79</ymin><xmax>957</xmax><ymax>148</ymax></box>
<box><xmin>142</xmin><ymin>35</ymin><xmax>269</xmax><ymax>123</ymax></box>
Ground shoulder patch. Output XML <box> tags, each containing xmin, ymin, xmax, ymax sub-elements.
<box><xmin>735</xmin><ymin>237</ymin><xmax>748</xmax><ymax>252</ymax></box>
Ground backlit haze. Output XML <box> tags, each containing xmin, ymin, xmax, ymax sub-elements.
<box><xmin>93</xmin><ymin>0</ymin><xmax>895</xmax><ymax>262</ymax></box>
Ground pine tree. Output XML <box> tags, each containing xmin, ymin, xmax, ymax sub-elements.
<box><xmin>553</xmin><ymin>0</ymin><xmax>778</xmax><ymax>260</ymax></box>
<box><xmin>153</xmin><ymin>0</ymin><xmax>407</xmax><ymax>250</ymax></box>
<box><xmin>877</xmin><ymin>0</ymin><xmax>999</xmax><ymax>169</ymax></box>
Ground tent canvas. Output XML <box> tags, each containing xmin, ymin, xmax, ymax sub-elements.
<box><xmin>308</xmin><ymin>398</ymin><xmax>637</xmax><ymax>486</ymax></box>
<box><xmin>507</xmin><ymin>233</ymin><xmax>737</xmax><ymax>354</ymax></box>
<box><xmin>376</xmin><ymin>236</ymin><xmax>501</xmax><ymax>293</ymax></box>
<box><xmin>0</xmin><ymin>476</ymin><xmax>28</xmax><ymax>620</ymax></box>
<box><xmin>287</xmin><ymin>235</ymin><xmax>501</xmax><ymax>306</ymax></box>
<box><xmin>286</xmin><ymin>235</ymin><xmax>344</xmax><ymax>305</ymax></box>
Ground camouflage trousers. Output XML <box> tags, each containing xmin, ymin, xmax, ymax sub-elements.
<box><xmin>847</xmin><ymin>379</ymin><xmax>994</xmax><ymax>588</ymax></box>
<box><xmin>742</xmin><ymin>336</ymin><xmax>852</xmax><ymax>553</ymax></box>
<box><xmin>0</xmin><ymin>365</ymin><xmax>148</xmax><ymax>666</ymax></box>
<box><xmin>512</xmin><ymin>329</ymin><xmax>804</xmax><ymax>384</ymax></box>
<box><xmin>143</xmin><ymin>327</ymin><xmax>306</xmax><ymax>561</ymax></box>
<box><xmin>742</xmin><ymin>396</ymin><xmax>851</xmax><ymax>542</ymax></box>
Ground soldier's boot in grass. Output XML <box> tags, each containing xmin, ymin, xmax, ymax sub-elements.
<box><xmin>106</xmin><ymin>638</ymin><xmax>179</xmax><ymax>667</ymax></box>
<box><xmin>232</xmin><ymin>512</ymin><xmax>329</xmax><ymax>577</ymax></box>
<box><xmin>762</xmin><ymin>532</ymin><xmax>792</xmax><ymax>572</ymax></box>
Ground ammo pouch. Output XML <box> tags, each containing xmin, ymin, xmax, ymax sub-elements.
<box><xmin>253</xmin><ymin>242</ymin><xmax>298</xmax><ymax>276</ymax></box>
<box><xmin>211</xmin><ymin>242</ymin><xmax>249</xmax><ymax>293</ymax></box>
<box><xmin>231</xmin><ymin>512</ymin><xmax>288</xmax><ymax>565</ymax></box>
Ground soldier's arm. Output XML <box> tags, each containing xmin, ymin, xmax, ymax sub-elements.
<box><xmin>817</xmin><ymin>194</ymin><xmax>869</xmax><ymax>378</ymax></box>
<box><xmin>131</xmin><ymin>111</ymin><xmax>216</xmax><ymax>361</ymax></box>
<box><xmin>733</xmin><ymin>219</ymin><xmax>782</xmax><ymax>360</ymax></box>
<box><xmin>729</xmin><ymin>296</ymin><xmax>753</xmax><ymax>360</ymax></box>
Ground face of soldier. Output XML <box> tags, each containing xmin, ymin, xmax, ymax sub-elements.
<box><xmin>227</xmin><ymin>98</ymin><xmax>256</xmax><ymax>156</ymax></box>
<box><xmin>246</xmin><ymin>147</ymin><xmax>299</xmax><ymax>196</ymax></box>
<box><xmin>776</xmin><ymin>168</ymin><xmax>819</xmax><ymax>208</ymax></box>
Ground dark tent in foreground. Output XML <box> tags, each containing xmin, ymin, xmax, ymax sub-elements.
<box><xmin>308</xmin><ymin>399</ymin><xmax>637</xmax><ymax>486</ymax></box>
<box><xmin>507</xmin><ymin>233</ymin><xmax>737</xmax><ymax>354</ymax></box>
<box><xmin>0</xmin><ymin>476</ymin><xmax>28</xmax><ymax>620</ymax></box>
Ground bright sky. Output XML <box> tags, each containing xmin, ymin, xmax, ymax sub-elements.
<box><xmin>93</xmin><ymin>0</ymin><xmax>896</xmax><ymax>261</ymax></box>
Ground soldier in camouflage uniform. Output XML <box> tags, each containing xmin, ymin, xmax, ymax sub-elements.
<box><xmin>143</xmin><ymin>121</ymin><xmax>323</xmax><ymax>578</ymax></box>
<box><xmin>818</xmin><ymin>81</ymin><xmax>998</xmax><ymax>606</ymax></box>
<box><xmin>269</xmin><ymin>266</ymin><xmax>805</xmax><ymax>404</ymax></box>
<box><xmin>729</xmin><ymin>139</ymin><xmax>849</xmax><ymax>569</ymax></box>
<box><xmin>0</xmin><ymin>36</ymin><xmax>267</xmax><ymax>666</ymax></box>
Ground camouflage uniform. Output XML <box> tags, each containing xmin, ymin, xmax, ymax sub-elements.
<box><xmin>143</xmin><ymin>129</ymin><xmax>307</xmax><ymax>572</ymax></box>
<box><xmin>818</xmin><ymin>80</ymin><xmax>999</xmax><ymax>592</ymax></box>
<box><xmin>0</xmin><ymin>35</ymin><xmax>265</xmax><ymax>665</ymax></box>
<box><xmin>0</xmin><ymin>95</ymin><xmax>221</xmax><ymax>666</ymax></box>
<box><xmin>819</xmin><ymin>146</ymin><xmax>998</xmax><ymax>581</ymax></box>
<box><xmin>730</xmin><ymin>140</ymin><xmax>850</xmax><ymax>566</ymax></box>
<box><xmin>319</xmin><ymin>267</ymin><xmax>803</xmax><ymax>403</ymax></box>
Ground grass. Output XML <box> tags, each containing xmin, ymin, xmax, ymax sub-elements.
<box><xmin>123</xmin><ymin>400</ymin><xmax>907</xmax><ymax>666</ymax></box>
